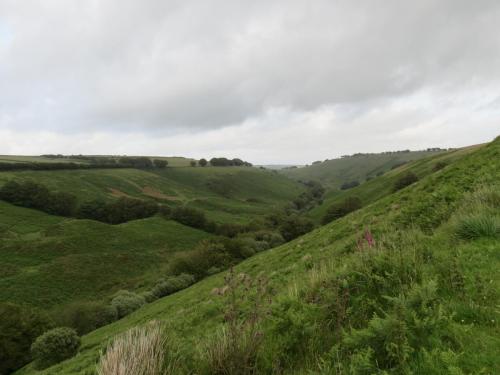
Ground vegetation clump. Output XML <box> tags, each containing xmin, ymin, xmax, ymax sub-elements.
<box><xmin>393</xmin><ymin>171</ymin><xmax>419</xmax><ymax>191</ymax></box>
<box><xmin>31</xmin><ymin>327</ymin><xmax>81</xmax><ymax>370</ymax></box>
<box><xmin>322</xmin><ymin>196</ymin><xmax>362</xmax><ymax>224</ymax></box>
<box><xmin>340</xmin><ymin>180</ymin><xmax>360</xmax><ymax>190</ymax></box>
<box><xmin>455</xmin><ymin>214</ymin><xmax>499</xmax><ymax>240</ymax></box>
<box><xmin>97</xmin><ymin>321</ymin><xmax>178</xmax><ymax>375</ymax></box>
<box><xmin>110</xmin><ymin>290</ymin><xmax>146</xmax><ymax>319</ymax></box>
<box><xmin>0</xmin><ymin>303</ymin><xmax>53</xmax><ymax>374</ymax></box>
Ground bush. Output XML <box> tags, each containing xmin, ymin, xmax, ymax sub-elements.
<box><xmin>151</xmin><ymin>273</ymin><xmax>196</xmax><ymax>299</ymax></box>
<box><xmin>153</xmin><ymin>159</ymin><xmax>168</xmax><ymax>168</ymax></box>
<box><xmin>105</xmin><ymin>197</ymin><xmax>159</xmax><ymax>224</ymax></box>
<box><xmin>0</xmin><ymin>303</ymin><xmax>53</xmax><ymax>374</ymax></box>
<box><xmin>455</xmin><ymin>214</ymin><xmax>499</xmax><ymax>240</ymax></box>
<box><xmin>169</xmin><ymin>241</ymin><xmax>231</xmax><ymax>279</ymax></box>
<box><xmin>110</xmin><ymin>290</ymin><xmax>146</xmax><ymax>319</ymax></box>
<box><xmin>322</xmin><ymin>196</ymin><xmax>362</xmax><ymax>224</ymax></box>
<box><xmin>0</xmin><ymin>180</ymin><xmax>77</xmax><ymax>216</ymax></box>
<box><xmin>279</xmin><ymin>215</ymin><xmax>314</xmax><ymax>241</ymax></box>
<box><xmin>432</xmin><ymin>161</ymin><xmax>448</xmax><ymax>172</ymax></box>
<box><xmin>252</xmin><ymin>230</ymin><xmax>285</xmax><ymax>248</ymax></box>
<box><xmin>56</xmin><ymin>301</ymin><xmax>118</xmax><ymax>335</ymax></box>
<box><xmin>171</xmin><ymin>206</ymin><xmax>207</xmax><ymax>229</ymax></box>
<box><xmin>31</xmin><ymin>327</ymin><xmax>81</xmax><ymax>370</ymax></box>
<box><xmin>340</xmin><ymin>180</ymin><xmax>360</xmax><ymax>190</ymax></box>
<box><xmin>393</xmin><ymin>172</ymin><xmax>418</xmax><ymax>191</ymax></box>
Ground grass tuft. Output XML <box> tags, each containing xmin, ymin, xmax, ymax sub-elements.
<box><xmin>455</xmin><ymin>214</ymin><xmax>499</xmax><ymax>240</ymax></box>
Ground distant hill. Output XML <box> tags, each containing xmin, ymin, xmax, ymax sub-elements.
<box><xmin>17</xmin><ymin>138</ymin><xmax>499</xmax><ymax>374</ymax></box>
<box><xmin>0</xmin><ymin>165</ymin><xmax>304</xmax><ymax>224</ymax></box>
<box><xmin>280</xmin><ymin>149</ymin><xmax>448</xmax><ymax>188</ymax></box>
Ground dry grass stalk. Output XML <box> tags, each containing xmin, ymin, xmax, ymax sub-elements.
<box><xmin>96</xmin><ymin>320</ymin><xmax>172</xmax><ymax>375</ymax></box>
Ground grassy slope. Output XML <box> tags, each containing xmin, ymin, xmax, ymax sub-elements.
<box><xmin>307</xmin><ymin>145</ymin><xmax>483</xmax><ymax>223</ymax></box>
<box><xmin>0</xmin><ymin>202</ymin><xmax>210</xmax><ymax>310</ymax></box>
<box><xmin>21</xmin><ymin>139</ymin><xmax>499</xmax><ymax>374</ymax></box>
<box><xmin>281</xmin><ymin>150</ymin><xmax>444</xmax><ymax>188</ymax></box>
<box><xmin>0</xmin><ymin>167</ymin><xmax>303</xmax><ymax>224</ymax></box>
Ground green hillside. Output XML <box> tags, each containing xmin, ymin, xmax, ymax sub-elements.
<box><xmin>307</xmin><ymin>145</ymin><xmax>484</xmax><ymax>223</ymax></box>
<box><xmin>281</xmin><ymin>149</ymin><xmax>446</xmax><ymax>188</ymax></box>
<box><xmin>18</xmin><ymin>138</ymin><xmax>499</xmax><ymax>374</ymax></box>
<box><xmin>0</xmin><ymin>202</ymin><xmax>210</xmax><ymax>311</ymax></box>
<box><xmin>0</xmin><ymin>166</ymin><xmax>304</xmax><ymax>224</ymax></box>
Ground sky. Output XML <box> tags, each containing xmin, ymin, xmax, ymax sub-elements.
<box><xmin>0</xmin><ymin>0</ymin><xmax>499</xmax><ymax>164</ymax></box>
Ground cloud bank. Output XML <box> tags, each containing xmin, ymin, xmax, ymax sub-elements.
<box><xmin>0</xmin><ymin>0</ymin><xmax>499</xmax><ymax>163</ymax></box>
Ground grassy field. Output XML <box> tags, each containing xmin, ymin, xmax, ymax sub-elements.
<box><xmin>306</xmin><ymin>144</ymin><xmax>485</xmax><ymax>223</ymax></box>
<box><xmin>0</xmin><ymin>166</ymin><xmax>304</xmax><ymax>224</ymax></box>
<box><xmin>281</xmin><ymin>149</ymin><xmax>446</xmax><ymax>188</ymax></box>
<box><xmin>0</xmin><ymin>202</ymin><xmax>211</xmax><ymax>311</ymax></box>
<box><xmin>17</xmin><ymin>138</ymin><xmax>499</xmax><ymax>374</ymax></box>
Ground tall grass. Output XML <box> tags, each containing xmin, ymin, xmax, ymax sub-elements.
<box><xmin>96</xmin><ymin>320</ymin><xmax>178</xmax><ymax>375</ymax></box>
<box><xmin>455</xmin><ymin>214</ymin><xmax>499</xmax><ymax>240</ymax></box>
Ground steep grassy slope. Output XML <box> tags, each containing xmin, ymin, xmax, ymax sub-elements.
<box><xmin>281</xmin><ymin>150</ymin><xmax>445</xmax><ymax>188</ymax></box>
<box><xmin>0</xmin><ymin>202</ymin><xmax>210</xmax><ymax>310</ymax></box>
<box><xmin>0</xmin><ymin>167</ymin><xmax>303</xmax><ymax>224</ymax></box>
<box><xmin>20</xmin><ymin>138</ymin><xmax>499</xmax><ymax>374</ymax></box>
<box><xmin>307</xmin><ymin>144</ymin><xmax>484</xmax><ymax>223</ymax></box>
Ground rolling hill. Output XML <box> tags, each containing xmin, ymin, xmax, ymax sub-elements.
<box><xmin>0</xmin><ymin>166</ymin><xmax>303</xmax><ymax>224</ymax></box>
<box><xmin>281</xmin><ymin>149</ymin><xmax>446</xmax><ymax>188</ymax></box>
<box><xmin>16</xmin><ymin>137</ymin><xmax>499</xmax><ymax>374</ymax></box>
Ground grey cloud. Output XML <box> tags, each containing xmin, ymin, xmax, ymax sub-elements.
<box><xmin>1</xmin><ymin>0</ymin><xmax>500</xmax><ymax>134</ymax></box>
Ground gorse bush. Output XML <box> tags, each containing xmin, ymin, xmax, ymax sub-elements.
<box><xmin>455</xmin><ymin>214</ymin><xmax>499</xmax><ymax>240</ymax></box>
<box><xmin>110</xmin><ymin>290</ymin><xmax>146</xmax><ymax>319</ymax></box>
<box><xmin>0</xmin><ymin>303</ymin><xmax>53</xmax><ymax>374</ymax></box>
<box><xmin>31</xmin><ymin>327</ymin><xmax>80</xmax><ymax>370</ymax></box>
<box><xmin>97</xmin><ymin>321</ymin><xmax>178</xmax><ymax>375</ymax></box>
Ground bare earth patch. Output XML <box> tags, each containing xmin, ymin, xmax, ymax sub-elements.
<box><xmin>142</xmin><ymin>186</ymin><xmax>180</xmax><ymax>201</ymax></box>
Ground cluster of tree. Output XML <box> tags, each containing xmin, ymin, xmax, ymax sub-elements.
<box><xmin>78</xmin><ymin>197</ymin><xmax>159</xmax><ymax>224</ymax></box>
<box><xmin>292</xmin><ymin>180</ymin><xmax>325</xmax><ymax>210</ymax></box>
<box><xmin>117</xmin><ymin>157</ymin><xmax>168</xmax><ymax>169</ymax></box>
<box><xmin>0</xmin><ymin>180</ymin><xmax>77</xmax><ymax>216</ymax></box>
<box><xmin>0</xmin><ymin>161</ymin><xmax>129</xmax><ymax>172</ymax></box>
<box><xmin>322</xmin><ymin>196</ymin><xmax>363</xmax><ymax>224</ymax></box>
<box><xmin>340</xmin><ymin>180</ymin><xmax>360</xmax><ymax>190</ymax></box>
<box><xmin>209</xmin><ymin>157</ymin><xmax>252</xmax><ymax>167</ymax></box>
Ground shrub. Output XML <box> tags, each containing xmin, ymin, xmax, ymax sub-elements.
<box><xmin>151</xmin><ymin>274</ymin><xmax>196</xmax><ymax>299</ymax></box>
<box><xmin>110</xmin><ymin>290</ymin><xmax>146</xmax><ymax>319</ymax></box>
<box><xmin>56</xmin><ymin>301</ymin><xmax>117</xmax><ymax>335</ymax></box>
<box><xmin>190</xmin><ymin>160</ymin><xmax>197</xmax><ymax>167</ymax></box>
<box><xmin>105</xmin><ymin>197</ymin><xmax>159</xmax><ymax>224</ymax></box>
<box><xmin>393</xmin><ymin>172</ymin><xmax>418</xmax><ymax>191</ymax></box>
<box><xmin>252</xmin><ymin>230</ymin><xmax>285</xmax><ymax>248</ymax></box>
<box><xmin>0</xmin><ymin>303</ymin><xmax>53</xmax><ymax>374</ymax></box>
<box><xmin>432</xmin><ymin>161</ymin><xmax>448</xmax><ymax>172</ymax></box>
<box><xmin>279</xmin><ymin>215</ymin><xmax>314</xmax><ymax>241</ymax></box>
<box><xmin>31</xmin><ymin>327</ymin><xmax>80</xmax><ymax>370</ymax></box>
<box><xmin>322</xmin><ymin>196</ymin><xmax>362</xmax><ymax>224</ymax></box>
<box><xmin>153</xmin><ymin>159</ymin><xmax>168</xmax><ymax>168</ymax></box>
<box><xmin>455</xmin><ymin>214</ymin><xmax>499</xmax><ymax>240</ymax></box>
<box><xmin>169</xmin><ymin>241</ymin><xmax>231</xmax><ymax>279</ymax></box>
<box><xmin>340</xmin><ymin>180</ymin><xmax>360</xmax><ymax>190</ymax></box>
<box><xmin>171</xmin><ymin>206</ymin><xmax>207</xmax><ymax>229</ymax></box>
<box><xmin>97</xmin><ymin>321</ymin><xmax>178</xmax><ymax>375</ymax></box>
<box><xmin>201</xmin><ymin>270</ymin><xmax>270</xmax><ymax>375</ymax></box>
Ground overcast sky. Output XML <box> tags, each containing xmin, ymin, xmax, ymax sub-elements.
<box><xmin>0</xmin><ymin>0</ymin><xmax>499</xmax><ymax>164</ymax></box>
